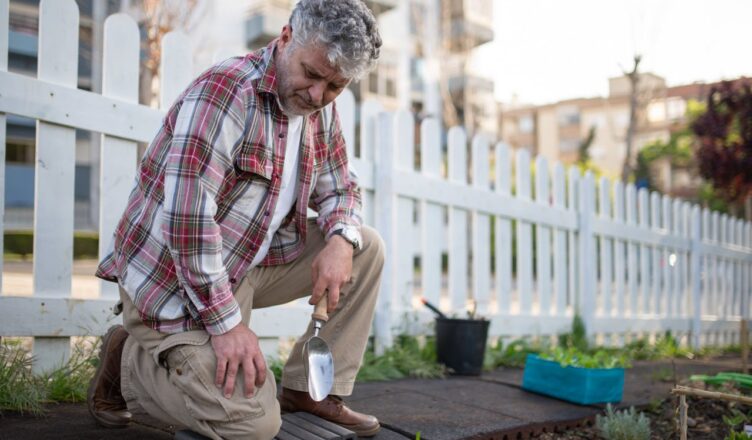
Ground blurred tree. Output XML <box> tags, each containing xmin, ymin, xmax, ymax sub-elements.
<box><xmin>120</xmin><ymin>0</ymin><xmax>207</xmax><ymax>107</ymax></box>
<box><xmin>691</xmin><ymin>80</ymin><xmax>752</xmax><ymax>214</ymax></box>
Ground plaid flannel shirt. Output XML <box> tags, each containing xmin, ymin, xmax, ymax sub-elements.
<box><xmin>96</xmin><ymin>41</ymin><xmax>362</xmax><ymax>335</ymax></box>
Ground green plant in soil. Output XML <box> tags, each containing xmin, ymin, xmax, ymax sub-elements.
<box><xmin>42</xmin><ymin>340</ymin><xmax>100</xmax><ymax>403</ymax></box>
<box><xmin>595</xmin><ymin>404</ymin><xmax>651</xmax><ymax>440</ymax></box>
<box><xmin>0</xmin><ymin>345</ymin><xmax>45</xmax><ymax>415</ymax></box>
<box><xmin>484</xmin><ymin>338</ymin><xmax>543</xmax><ymax>369</ymax></box>
<box><xmin>726</xmin><ymin>431</ymin><xmax>752</xmax><ymax>440</ymax></box>
<box><xmin>356</xmin><ymin>335</ymin><xmax>446</xmax><ymax>382</ymax></box>
<box><xmin>540</xmin><ymin>346</ymin><xmax>631</xmax><ymax>369</ymax></box>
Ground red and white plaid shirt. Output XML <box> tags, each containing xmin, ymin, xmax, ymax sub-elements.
<box><xmin>96</xmin><ymin>41</ymin><xmax>362</xmax><ymax>335</ymax></box>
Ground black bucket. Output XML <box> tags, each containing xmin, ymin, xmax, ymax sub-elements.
<box><xmin>435</xmin><ymin>317</ymin><xmax>490</xmax><ymax>376</ymax></box>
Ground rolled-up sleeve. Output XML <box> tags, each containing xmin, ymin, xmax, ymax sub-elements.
<box><xmin>161</xmin><ymin>74</ymin><xmax>247</xmax><ymax>335</ymax></box>
<box><xmin>310</xmin><ymin>103</ymin><xmax>363</xmax><ymax>238</ymax></box>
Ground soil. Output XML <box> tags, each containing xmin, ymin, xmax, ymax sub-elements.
<box><xmin>535</xmin><ymin>392</ymin><xmax>751</xmax><ymax>439</ymax></box>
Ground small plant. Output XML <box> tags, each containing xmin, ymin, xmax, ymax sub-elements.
<box><xmin>540</xmin><ymin>347</ymin><xmax>631</xmax><ymax>369</ymax></box>
<box><xmin>0</xmin><ymin>345</ymin><xmax>45</xmax><ymax>415</ymax></box>
<box><xmin>484</xmin><ymin>338</ymin><xmax>542</xmax><ymax>369</ymax></box>
<box><xmin>557</xmin><ymin>313</ymin><xmax>588</xmax><ymax>352</ymax></box>
<box><xmin>42</xmin><ymin>339</ymin><xmax>99</xmax><ymax>403</ymax></box>
<box><xmin>595</xmin><ymin>404</ymin><xmax>651</xmax><ymax>440</ymax></box>
<box><xmin>725</xmin><ymin>431</ymin><xmax>752</xmax><ymax>440</ymax></box>
<box><xmin>356</xmin><ymin>335</ymin><xmax>446</xmax><ymax>382</ymax></box>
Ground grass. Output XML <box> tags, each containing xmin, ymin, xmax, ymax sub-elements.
<box><xmin>356</xmin><ymin>336</ymin><xmax>446</xmax><ymax>382</ymax></box>
<box><xmin>0</xmin><ymin>345</ymin><xmax>45</xmax><ymax>415</ymax></box>
<box><xmin>0</xmin><ymin>338</ymin><xmax>99</xmax><ymax>415</ymax></box>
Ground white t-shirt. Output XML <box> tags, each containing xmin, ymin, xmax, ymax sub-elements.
<box><xmin>250</xmin><ymin>114</ymin><xmax>303</xmax><ymax>267</ymax></box>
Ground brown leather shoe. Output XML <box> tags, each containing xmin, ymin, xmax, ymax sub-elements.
<box><xmin>279</xmin><ymin>387</ymin><xmax>380</xmax><ymax>437</ymax></box>
<box><xmin>87</xmin><ymin>325</ymin><xmax>132</xmax><ymax>428</ymax></box>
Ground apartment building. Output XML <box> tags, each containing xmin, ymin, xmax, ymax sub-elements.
<box><xmin>499</xmin><ymin>73</ymin><xmax>743</xmax><ymax>192</ymax></box>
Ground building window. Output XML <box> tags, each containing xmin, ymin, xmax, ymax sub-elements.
<box><xmin>518</xmin><ymin>115</ymin><xmax>534</xmax><ymax>134</ymax></box>
<box><xmin>559</xmin><ymin>138</ymin><xmax>579</xmax><ymax>153</ymax></box>
<box><xmin>557</xmin><ymin>105</ymin><xmax>580</xmax><ymax>126</ymax></box>
<box><xmin>647</xmin><ymin>100</ymin><xmax>666</xmax><ymax>123</ymax></box>
<box><xmin>666</xmin><ymin>97</ymin><xmax>687</xmax><ymax>121</ymax></box>
<box><xmin>368</xmin><ymin>71</ymin><xmax>379</xmax><ymax>94</ymax></box>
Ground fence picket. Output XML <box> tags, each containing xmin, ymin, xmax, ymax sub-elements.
<box><xmin>472</xmin><ymin>135</ymin><xmax>491</xmax><ymax>315</ymax></box>
<box><xmin>702</xmin><ymin>208</ymin><xmax>711</xmax><ymax>319</ymax></box>
<box><xmin>626</xmin><ymin>185</ymin><xmax>638</xmax><ymax>317</ymax></box>
<box><xmin>99</xmin><ymin>13</ymin><xmax>139</xmax><ymax>299</ymax></box>
<box><xmin>420</xmin><ymin>118</ymin><xmax>443</xmax><ymax>313</ymax></box>
<box><xmin>680</xmin><ymin>203</ymin><xmax>691</xmax><ymax>321</ymax></box>
<box><xmin>373</xmin><ymin>112</ymin><xmax>395</xmax><ymax>352</ymax></box>
<box><xmin>578</xmin><ymin>173</ymin><xmax>596</xmax><ymax>337</ymax></box>
<box><xmin>553</xmin><ymin>164</ymin><xmax>567</xmax><ymax>316</ymax></box>
<box><xmin>535</xmin><ymin>156</ymin><xmax>552</xmax><ymax>315</ymax></box>
<box><xmin>448</xmin><ymin>127</ymin><xmax>469</xmax><ymax>312</ymax></box>
<box><xmin>395</xmin><ymin>111</ymin><xmax>415</xmax><ymax>311</ymax></box>
<box><xmin>31</xmin><ymin>0</ymin><xmax>79</xmax><ymax>373</ymax></box>
<box><xmin>358</xmin><ymin>100</ymin><xmax>382</xmax><ymax>224</ymax></box>
<box><xmin>663</xmin><ymin>196</ymin><xmax>674</xmax><ymax>317</ymax></box>
<box><xmin>516</xmin><ymin>149</ymin><xmax>533</xmax><ymax>315</ymax></box>
<box><xmin>613</xmin><ymin>181</ymin><xmax>626</xmax><ymax>320</ymax></box>
<box><xmin>495</xmin><ymin>143</ymin><xmax>512</xmax><ymax>314</ymax></box>
<box><xmin>638</xmin><ymin>189</ymin><xmax>650</xmax><ymax>315</ymax></box>
<box><xmin>568</xmin><ymin>168</ymin><xmax>580</xmax><ymax>314</ymax></box>
<box><xmin>335</xmin><ymin>89</ymin><xmax>356</xmax><ymax>157</ymax></box>
<box><xmin>691</xmin><ymin>206</ymin><xmax>702</xmax><ymax>348</ymax></box>
<box><xmin>159</xmin><ymin>31</ymin><xmax>192</xmax><ymax>109</ymax></box>
<box><xmin>672</xmin><ymin>200</ymin><xmax>683</xmax><ymax>317</ymax></box>
<box><xmin>650</xmin><ymin>192</ymin><xmax>662</xmax><ymax>315</ymax></box>
<box><xmin>598</xmin><ymin>177</ymin><xmax>613</xmax><ymax>317</ymax></box>
<box><xmin>0</xmin><ymin>0</ymin><xmax>7</xmax><ymax>292</ymax></box>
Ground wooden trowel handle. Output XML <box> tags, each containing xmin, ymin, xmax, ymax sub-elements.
<box><xmin>312</xmin><ymin>295</ymin><xmax>329</xmax><ymax>322</ymax></box>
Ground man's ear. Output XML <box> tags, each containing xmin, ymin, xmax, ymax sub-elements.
<box><xmin>278</xmin><ymin>25</ymin><xmax>292</xmax><ymax>50</ymax></box>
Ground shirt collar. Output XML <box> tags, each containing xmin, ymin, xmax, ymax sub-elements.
<box><xmin>254</xmin><ymin>39</ymin><xmax>281</xmax><ymax>97</ymax></box>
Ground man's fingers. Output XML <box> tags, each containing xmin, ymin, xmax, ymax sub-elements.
<box><xmin>327</xmin><ymin>285</ymin><xmax>341</xmax><ymax>312</ymax></box>
<box><xmin>223</xmin><ymin>361</ymin><xmax>239</xmax><ymax>398</ymax></box>
<box><xmin>254</xmin><ymin>353</ymin><xmax>267</xmax><ymax>387</ymax></box>
<box><xmin>215</xmin><ymin>357</ymin><xmax>227</xmax><ymax>389</ymax></box>
<box><xmin>310</xmin><ymin>276</ymin><xmax>328</xmax><ymax>305</ymax></box>
<box><xmin>242</xmin><ymin>356</ymin><xmax>256</xmax><ymax>398</ymax></box>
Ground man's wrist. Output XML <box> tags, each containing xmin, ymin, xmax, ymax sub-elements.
<box><xmin>330</xmin><ymin>226</ymin><xmax>361</xmax><ymax>250</ymax></box>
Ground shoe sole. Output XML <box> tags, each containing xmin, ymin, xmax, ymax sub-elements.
<box><xmin>87</xmin><ymin>325</ymin><xmax>130</xmax><ymax>429</ymax></box>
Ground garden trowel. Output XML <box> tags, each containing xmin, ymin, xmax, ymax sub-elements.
<box><xmin>303</xmin><ymin>295</ymin><xmax>334</xmax><ymax>401</ymax></box>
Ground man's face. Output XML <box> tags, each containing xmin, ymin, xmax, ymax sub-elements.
<box><xmin>275</xmin><ymin>26</ymin><xmax>351</xmax><ymax>116</ymax></box>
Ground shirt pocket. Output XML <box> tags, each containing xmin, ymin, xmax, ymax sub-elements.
<box><xmin>235</xmin><ymin>146</ymin><xmax>273</xmax><ymax>181</ymax></box>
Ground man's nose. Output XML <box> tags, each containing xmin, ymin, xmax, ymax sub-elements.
<box><xmin>308</xmin><ymin>81</ymin><xmax>326</xmax><ymax>106</ymax></box>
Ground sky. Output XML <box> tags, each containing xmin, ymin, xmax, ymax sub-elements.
<box><xmin>472</xmin><ymin>0</ymin><xmax>752</xmax><ymax>106</ymax></box>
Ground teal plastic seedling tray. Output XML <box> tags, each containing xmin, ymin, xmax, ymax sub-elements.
<box><xmin>521</xmin><ymin>354</ymin><xmax>625</xmax><ymax>405</ymax></box>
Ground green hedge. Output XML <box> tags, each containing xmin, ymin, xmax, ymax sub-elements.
<box><xmin>4</xmin><ymin>231</ymin><xmax>99</xmax><ymax>260</ymax></box>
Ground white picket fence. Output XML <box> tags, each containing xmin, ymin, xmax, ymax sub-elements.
<box><xmin>1</xmin><ymin>1</ymin><xmax>751</xmax><ymax>372</ymax></box>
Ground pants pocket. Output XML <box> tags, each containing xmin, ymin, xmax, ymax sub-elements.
<box><xmin>159</xmin><ymin>332</ymin><xmax>265</xmax><ymax>423</ymax></box>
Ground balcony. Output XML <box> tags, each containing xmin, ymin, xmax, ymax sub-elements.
<box><xmin>362</xmin><ymin>0</ymin><xmax>398</xmax><ymax>15</ymax></box>
<box><xmin>445</xmin><ymin>0</ymin><xmax>494</xmax><ymax>51</ymax></box>
<box><xmin>446</xmin><ymin>17</ymin><xmax>493</xmax><ymax>51</ymax></box>
<box><xmin>245</xmin><ymin>2</ymin><xmax>290</xmax><ymax>49</ymax></box>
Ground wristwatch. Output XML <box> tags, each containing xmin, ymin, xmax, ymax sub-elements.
<box><xmin>331</xmin><ymin>227</ymin><xmax>362</xmax><ymax>250</ymax></box>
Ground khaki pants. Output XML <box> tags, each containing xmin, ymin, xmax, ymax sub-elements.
<box><xmin>119</xmin><ymin>222</ymin><xmax>385</xmax><ymax>440</ymax></box>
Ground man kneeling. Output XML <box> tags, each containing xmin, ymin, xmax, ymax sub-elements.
<box><xmin>88</xmin><ymin>1</ymin><xmax>384</xmax><ymax>438</ymax></box>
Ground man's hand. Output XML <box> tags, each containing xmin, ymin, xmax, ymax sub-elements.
<box><xmin>310</xmin><ymin>235</ymin><xmax>354</xmax><ymax>313</ymax></box>
<box><xmin>211</xmin><ymin>323</ymin><xmax>266</xmax><ymax>399</ymax></box>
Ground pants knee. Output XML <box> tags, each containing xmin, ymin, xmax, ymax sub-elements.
<box><xmin>359</xmin><ymin>225</ymin><xmax>385</xmax><ymax>269</ymax></box>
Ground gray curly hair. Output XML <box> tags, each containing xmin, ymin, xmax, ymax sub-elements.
<box><xmin>289</xmin><ymin>0</ymin><xmax>382</xmax><ymax>80</ymax></box>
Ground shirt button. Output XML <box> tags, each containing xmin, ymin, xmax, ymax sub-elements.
<box><xmin>230</xmin><ymin>278</ymin><xmax>237</xmax><ymax>284</ymax></box>
<box><xmin>175</xmin><ymin>368</ymin><xmax>183</xmax><ymax>376</ymax></box>
<box><xmin>279</xmin><ymin>132</ymin><xmax>285</xmax><ymax>139</ymax></box>
<box><xmin>264</xmin><ymin>210</ymin><xmax>270</xmax><ymax>217</ymax></box>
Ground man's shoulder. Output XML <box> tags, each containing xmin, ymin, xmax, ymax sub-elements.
<box><xmin>198</xmin><ymin>54</ymin><xmax>265</xmax><ymax>91</ymax></box>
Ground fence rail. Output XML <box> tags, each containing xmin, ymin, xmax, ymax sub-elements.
<box><xmin>1</xmin><ymin>0</ymin><xmax>751</xmax><ymax>372</ymax></box>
